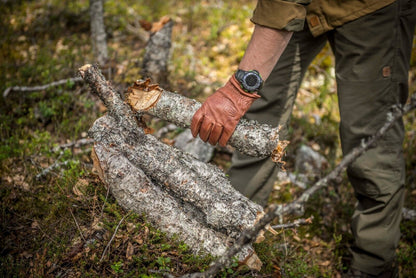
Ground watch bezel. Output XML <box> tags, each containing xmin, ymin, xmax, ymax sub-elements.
<box><xmin>236</xmin><ymin>69</ymin><xmax>263</xmax><ymax>93</ymax></box>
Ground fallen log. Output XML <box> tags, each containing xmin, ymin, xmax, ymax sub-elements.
<box><xmin>126</xmin><ymin>79</ymin><xmax>287</xmax><ymax>162</ymax></box>
<box><xmin>88</xmin><ymin>114</ymin><xmax>262</xmax><ymax>237</ymax></box>
<box><xmin>79</xmin><ymin>64</ymin><xmax>263</xmax><ymax>269</ymax></box>
<box><xmin>92</xmin><ymin>140</ymin><xmax>259</xmax><ymax>263</ymax></box>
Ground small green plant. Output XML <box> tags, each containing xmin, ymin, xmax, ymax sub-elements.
<box><xmin>110</xmin><ymin>261</ymin><xmax>124</xmax><ymax>274</ymax></box>
<box><xmin>156</xmin><ymin>256</ymin><xmax>171</xmax><ymax>271</ymax></box>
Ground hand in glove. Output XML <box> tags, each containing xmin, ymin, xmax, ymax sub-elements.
<box><xmin>191</xmin><ymin>74</ymin><xmax>260</xmax><ymax>146</ymax></box>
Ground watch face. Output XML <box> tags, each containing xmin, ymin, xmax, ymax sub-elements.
<box><xmin>245</xmin><ymin>72</ymin><xmax>260</xmax><ymax>88</ymax></box>
<box><xmin>242</xmin><ymin>71</ymin><xmax>262</xmax><ymax>92</ymax></box>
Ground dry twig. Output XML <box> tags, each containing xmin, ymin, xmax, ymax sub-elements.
<box><xmin>100</xmin><ymin>211</ymin><xmax>131</xmax><ymax>262</ymax></box>
<box><xmin>52</xmin><ymin>138</ymin><xmax>94</xmax><ymax>152</ymax></box>
<box><xmin>3</xmin><ymin>77</ymin><xmax>83</xmax><ymax>97</ymax></box>
<box><xmin>35</xmin><ymin>159</ymin><xmax>77</xmax><ymax>180</ymax></box>
<box><xmin>271</xmin><ymin>216</ymin><xmax>314</xmax><ymax>230</ymax></box>
<box><xmin>69</xmin><ymin>208</ymin><xmax>86</xmax><ymax>243</ymax></box>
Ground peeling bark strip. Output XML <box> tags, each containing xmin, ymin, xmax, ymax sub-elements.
<box><xmin>126</xmin><ymin>79</ymin><xmax>287</xmax><ymax>161</ymax></box>
<box><xmin>79</xmin><ymin>64</ymin><xmax>263</xmax><ymax>269</ymax></box>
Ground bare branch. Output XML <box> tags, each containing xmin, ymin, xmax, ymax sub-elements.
<box><xmin>52</xmin><ymin>138</ymin><xmax>94</xmax><ymax>152</ymax></box>
<box><xmin>271</xmin><ymin>216</ymin><xmax>313</xmax><ymax>230</ymax></box>
<box><xmin>35</xmin><ymin>159</ymin><xmax>78</xmax><ymax>180</ymax></box>
<box><xmin>3</xmin><ymin>77</ymin><xmax>83</xmax><ymax>98</ymax></box>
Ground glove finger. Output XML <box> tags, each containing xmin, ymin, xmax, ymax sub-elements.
<box><xmin>191</xmin><ymin>110</ymin><xmax>204</xmax><ymax>138</ymax></box>
<box><xmin>208</xmin><ymin>123</ymin><xmax>223</xmax><ymax>145</ymax></box>
<box><xmin>218</xmin><ymin>123</ymin><xmax>237</xmax><ymax>147</ymax></box>
<box><xmin>199</xmin><ymin>119</ymin><xmax>214</xmax><ymax>142</ymax></box>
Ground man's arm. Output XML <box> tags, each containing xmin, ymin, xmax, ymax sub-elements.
<box><xmin>239</xmin><ymin>25</ymin><xmax>292</xmax><ymax>80</ymax></box>
<box><xmin>190</xmin><ymin>25</ymin><xmax>292</xmax><ymax>146</ymax></box>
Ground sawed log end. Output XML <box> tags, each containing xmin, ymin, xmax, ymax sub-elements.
<box><xmin>126</xmin><ymin>78</ymin><xmax>162</xmax><ymax>112</ymax></box>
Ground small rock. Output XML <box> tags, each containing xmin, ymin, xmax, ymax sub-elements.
<box><xmin>295</xmin><ymin>145</ymin><xmax>328</xmax><ymax>176</ymax></box>
<box><xmin>174</xmin><ymin>129</ymin><xmax>214</xmax><ymax>163</ymax></box>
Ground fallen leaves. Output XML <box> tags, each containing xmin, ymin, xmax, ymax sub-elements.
<box><xmin>4</xmin><ymin>174</ymin><xmax>30</xmax><ymax>192</ymax></box>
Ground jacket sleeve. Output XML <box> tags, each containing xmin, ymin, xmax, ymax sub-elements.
<box><xmin>251</xmin><ymin>0</ymin><xmax>311</xmax><ymax>32</ymax></box>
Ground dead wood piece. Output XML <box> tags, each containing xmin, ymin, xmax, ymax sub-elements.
<box><xmin>89</xmin><ymin>115</ymin><xmax>262</xmax><ymax>238</ymax></box>
<box><xmin>93</xmin><ymin>141</ymin><xmax>261</xmax><ymax>267</ymax></box>
<box><xmin>126</xmin><ymin>79</ymin><xmax>286</xmax><ymax>161</ymax></box>
<box><xmin>79</xmin><ymin>64</ymin><xmax>264</xmax><ymax>268</ymax></box>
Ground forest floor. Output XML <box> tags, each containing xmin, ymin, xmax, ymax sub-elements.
<box><xmin>1</xmin><ymin>1</ymin><xmax>415</xmax><ymax>277</ymax></box>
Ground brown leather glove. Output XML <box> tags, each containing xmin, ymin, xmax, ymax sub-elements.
<box><xmin>191</xmin><ymin>74</ymin><xmax>260</xmax><ymax>146</ymax></box>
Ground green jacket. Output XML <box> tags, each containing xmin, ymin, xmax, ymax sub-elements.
<box><xmin>251</xmin><ymin>0</ymin><xmax>396</xmax><ymax>36</ymax></box>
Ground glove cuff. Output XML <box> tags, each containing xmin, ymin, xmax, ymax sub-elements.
<box><xmin>229</xmin><ymin>74</ymin><xmax>261</xmax><ymax>99</ymax></box>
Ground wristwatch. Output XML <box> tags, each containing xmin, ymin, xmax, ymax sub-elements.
<box><xmin>235</xmin><ymin>69</ymin><xmax>264</xmax><ymax>93</ymax></box>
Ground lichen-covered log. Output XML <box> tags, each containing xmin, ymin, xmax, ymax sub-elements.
<box><xmin>79</xmin><ymin>64</ymin><xmax>264</xmax><ymax>263</ymax></box>
<box><xmin>126</xmin><ymin>79</ymin><xmax>287</xmax><ymax>162</ymax></box>
<box><xmin>92</xmin><ymin>141</ymin><xmax>261</xmax><ymax>267</ymax></box>
<box><xmin>89</xmin><ymin>114</ymin><xmax>262</xmax><ymax>238</ymax></box>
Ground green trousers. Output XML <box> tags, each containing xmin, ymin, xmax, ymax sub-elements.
<box><xmin>228</xmin><ymin>0</ymin><xmax>415</xmax><ymax>275</ymax></box>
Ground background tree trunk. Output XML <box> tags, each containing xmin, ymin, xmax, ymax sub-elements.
<box><xmin>141</xmin><ymin>17</ymin><xmax>173</xmax><ymax>88</ymax></box>
<box><xmin>89</xmin><ymin>0</ymin><xmax>108</xmax><ymax>65</ymax></box>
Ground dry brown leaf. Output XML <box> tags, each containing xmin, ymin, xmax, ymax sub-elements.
<box><xmin>139</xmin><ymin>19</ymin><xmax>152</xmax><ymax>31</ymax></box>
<box><xmin>126</xmin><ymin>242</ymin><xmax>134</xmax><ymax>260</ymax></box>
<box><xmin>13</xmin><ymin>174</ymin><xmax>30</xmax><ymax>191</ymax></box>
<box><xmin>292</xmin><ymin>235</ymin><xmax>301</xmax><ymax>242</ymax></box>
<box><xmin>319</xmin><ymin>260</ymin><xmax>331</xmax><ymax>267</ymax></box>
<box><xmin>243</xmin><ymin>253</ymin><xmax>262</xmax><ymax>272</ymax></box>
<box><xmin>161</xmin><ymin>138</ymin><xmax>175</xmax><ymax>146</ymax></box>
<box><xmin>73</xmin><ymin>179</ymin><xmax>88</xmax><ymax>198</ymax></box>
<box><xmin>143</xmin><ymin>226</ymin><xmax>149</xmax><ymax>240</ymax></box>
<box><xmin>126</xmin><ymin>222</ymin><xmax>135</xmax><ymax>233</ymax></box>
<box><xmin>133</xmin><ymin>235</ymin><xmax>143</xmax><ymax>245</ymax></box>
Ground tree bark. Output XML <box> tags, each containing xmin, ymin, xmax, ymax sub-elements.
<box><xmin>79</xmin><ymin>64</ymin><xmax>263</xmax><ymax>269</ymax></box>
<box><xmin>89</xmin><ymin>0</ymin><xmax>108</xmax><ymax>65</ymax></box>
<box><xmin>126</xmin><ymin>79</ymin><xmax>287</xmax><ymax>161</ymax></box>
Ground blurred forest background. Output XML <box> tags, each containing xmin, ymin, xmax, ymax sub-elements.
<box><xmin>1</xmin><ymin>0</ymin><xmax>415</xmax><ymax>277</ymax></box>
